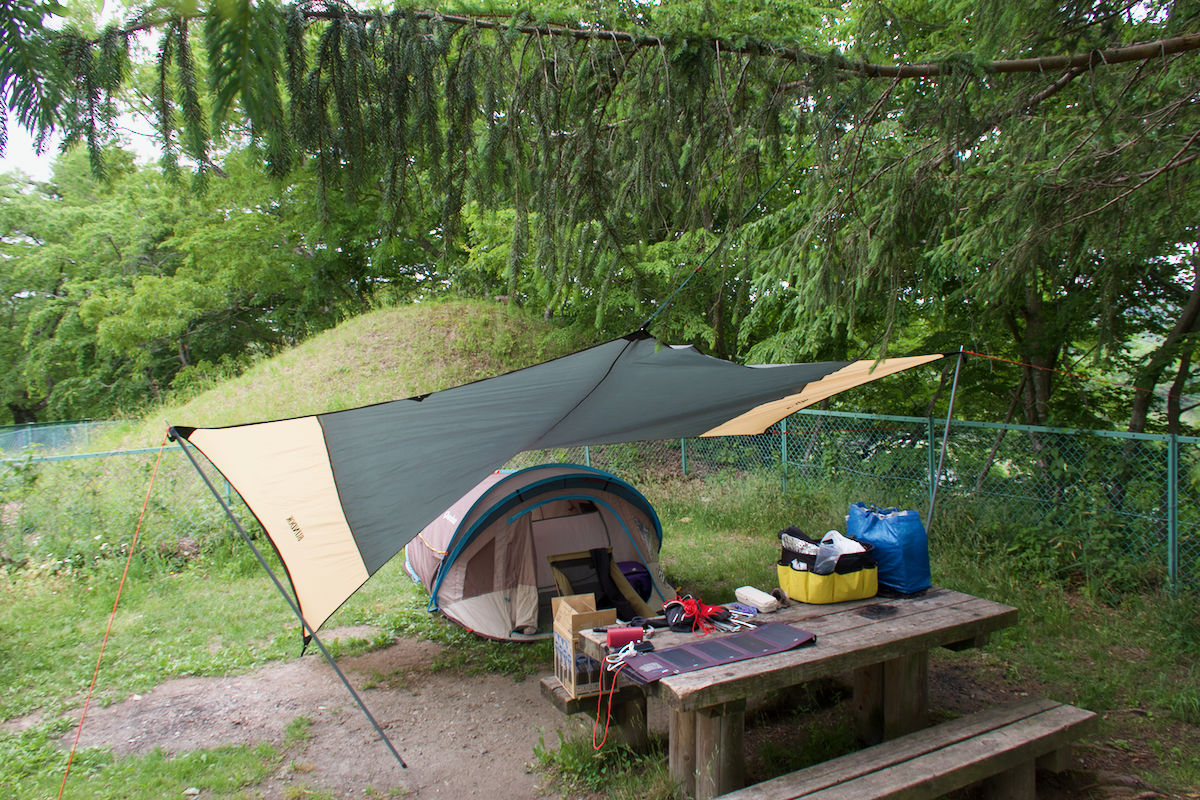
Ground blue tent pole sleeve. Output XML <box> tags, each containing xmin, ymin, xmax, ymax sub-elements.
<box><xmin>168</xmin><ymin>427</ymin><xmax>408</xmax><ymax>770</ymax></box>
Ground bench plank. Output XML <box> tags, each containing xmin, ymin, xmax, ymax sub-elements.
<box><xmin>803</xmin><ymin>706</ymin><xmax>1096</xmax><ymax>800</ymax></box>
<box><xmin>718</xmin><ymin>699</ymin><xmax>1096</xmax><ymax>800</ymax></box>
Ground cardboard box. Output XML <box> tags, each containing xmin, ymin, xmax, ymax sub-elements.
<box><xmin>552</xmin><ymin>593</ymin><xmax>616</xmax><ymax>698</ymax></box>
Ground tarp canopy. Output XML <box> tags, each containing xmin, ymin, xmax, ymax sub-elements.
<box><xmin>173</xmin><ymin>330</ymin><xmax>944</xmax><ymax>635</ymax></box>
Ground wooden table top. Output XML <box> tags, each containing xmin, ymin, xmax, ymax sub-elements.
<box><xmin>579</xmin><ymin>587</ymin><xmax>1017</xmax><ymax>712</ymax></box>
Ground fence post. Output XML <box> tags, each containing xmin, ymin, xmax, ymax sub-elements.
<box><xmin>584</xmin><ymin>445</ymin><xmax>591</xmax><ymax>468</ymax></box>
<box><xmin>1168</xmin><ymin>434</ymin><xmax>1179</xmax><ymax>594</ymax></box>
<box><xmin>927</xmin><ymin>416</ymin><xmax>937</xmax><ymax>519</ymax></box>
<box><xmin>681</xmin><ymin>439</ymin><xmax>687</xmax><ymax>476</ymax></box>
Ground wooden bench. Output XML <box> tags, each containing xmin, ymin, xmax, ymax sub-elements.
<box><xmin>539</xmin><ymin>675</ymin><xmax>650</xmax><ymax>750</ymax></box>
<box><xmin>716</xmin><ymin>697</ymin><xmax>1097</xmax><ymax>800</ymax></box>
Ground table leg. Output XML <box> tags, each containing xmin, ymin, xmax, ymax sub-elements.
<box><xmin>695</xmin><ymin>699</ymin><xmax>746</xmax><ymax>800</ymax></box>
<box><xmin>853</xmin><ymin>650</ymin><xmax>929</xmax><ymax>745</ymax></box>
<box><xmin>670</xmin><ymin>709</ymin><xmax>696</xmax><ymax>799</ymax></box>
<box><xmin>608</xmin><ymin>695</ymin><xmax>649</xmax><ymax>751</ymax></box>
<box><xmin>982</xmin><ymin>759</ymin><xmax>1036</xmax><ymax>800</ymax></box>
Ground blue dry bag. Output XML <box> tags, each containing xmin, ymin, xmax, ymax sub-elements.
<box><xmin>845</xmin><ymin>503</ymin><xmax>932</xmax><ymax>595</ymax></box>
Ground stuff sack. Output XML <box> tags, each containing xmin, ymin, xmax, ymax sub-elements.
<box><xmin>776</xmin><ymin>526</ymin><xmax>877</xmax><ymax>604</ymax></box>
<box><xmin>845</xmin><ymin>504</ymin><xmax>932</xmax><ymax>595</ymax></box>
<box><xmin>618</xmin><ymin>561</ymin><xmax>653</xmax><ymax>601</ymax></box>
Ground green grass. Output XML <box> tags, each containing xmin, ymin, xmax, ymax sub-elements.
<box><xmin>4</xmin><ymin>473</ymin><xmax>1199</xmax><ymax>800</ymax></box>
<box><xmin>534</xmin><ymin>727</ymin><xmax>676</xmax><ymax>800</ymax></box>
<box><xmin>132</xmin><ymin>301</ymin><xmax>591</xmax><ymax>443</ymax></box>
<box><xmin>0</xmin><ymin>549</ymin><xmax>548</xmax><ymax>798</ymax></box>
<box><xmin>755</xmin><ymin>717</ymin><xmax>859</xmax><ymax>776</ymax></box>
<box><xmin>0</xmin><ymin>567</ymin><xmax>297</xmax><ymax>722</ymax></box>
<box><xmin>646</xmin><ymin>472</ymin><xmax>833</xmax><ymax>603</ymax></box>
<box><xmin>0</xmin><ymin>720</ymin><xmax>281</xmax><ymax>800</ymax></box>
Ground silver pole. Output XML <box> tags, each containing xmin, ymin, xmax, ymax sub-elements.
<box><xmin>169</xmin><ymin>428</ymin><xmax>407</xmax><ymax>769</ymax></box>
<box><xmin>927</xmin><ymin>348</ymin><xmax>965</xmax><ymax>533</ymax></box>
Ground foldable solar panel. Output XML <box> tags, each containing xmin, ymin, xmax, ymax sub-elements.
<box><xmin>619</xmin><ymin>622</ymin><xmax>816</xmax><ymax>684</ymax></box>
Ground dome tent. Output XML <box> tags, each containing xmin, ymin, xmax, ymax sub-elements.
<box><xmin>405</xmin><ymin>463</ymin><xmax>673</xmax><ymax>641</ymax></box>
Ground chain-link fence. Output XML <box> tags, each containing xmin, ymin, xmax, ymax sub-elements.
<box><xmin>505</xmin><ymin>411</ymin><xmax>1198</xmax><ymax>592</ymax></box>
<box><xmin>2</xmin><ymin>412</ymin><xmax>1196</xmax><ymax>591</ymax></box>
<box><xmin>0</xmin><ymin>420</ymin><xmax>127</xmax><ymax>455</ymax></box>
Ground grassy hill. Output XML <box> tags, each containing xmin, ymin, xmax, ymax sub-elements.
<box><xmin>128</xmin><ymin>300</ymin><xmax>595</xmax><ymax>445</ymax></box>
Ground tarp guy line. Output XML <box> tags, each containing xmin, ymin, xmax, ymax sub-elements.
<box><xmin>59</xmin><ymin>435</ymin><xmax>169</xmax><ymax>800</ymax></box>
<box><xmin>168</xmin><ymin>427</ymin><xmax>408</xmax><ymax>770</ymax></box>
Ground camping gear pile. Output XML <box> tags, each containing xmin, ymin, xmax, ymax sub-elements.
<box><xmin>774</xmin><ymin>504</ymin><xmax>933</xmax><ymax>604</ymax></box>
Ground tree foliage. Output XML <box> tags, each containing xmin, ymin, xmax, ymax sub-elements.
<box><xmin>2</xmin><ymin>0</ymin><xmax>1200</xmax><ymax>431</ymax></box>
<box><xmin>0</xmin><ymin>147</ymin><xmax>398</xmax><ymax>422</ymax></box>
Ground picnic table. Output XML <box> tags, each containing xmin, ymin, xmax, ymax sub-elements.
<box><xmin>572</xmin><ymin>587</ymin><xmax>1018</xmax><ymax>800</ymax></box>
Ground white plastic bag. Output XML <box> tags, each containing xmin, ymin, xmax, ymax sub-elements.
<box><xmin>814</xmin><ymin>530</ymin><xmax>865</xmax><ymax>574</ymax></box>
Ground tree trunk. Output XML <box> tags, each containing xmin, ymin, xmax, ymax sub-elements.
<box><xmin>709</xmin><ymin>268</ymin><xmax>727</xmax><ymax>358</ymax></box>
<box><xmin>1006</xmin><ymin>286</ymin><xmax>1061</xmax><ymax>428</ymax></box>
<box><xmin>923</xmin><ymin>361</ymin><xmax>955</xmax><ymax>417</ymax></box>
<box><xmin>1168</xmin><ymin>345</ymin><xmax>1195</xmax><ymax>435</ymax></box>
<box><xmin>975</xmin><ymin>373</ymin><xmax>1027</xmax><ymax>492</ymax></box>
<box><xmin>7</xmin><ymin>402</ymin><xmax>39</xmax><ymax>425</ymax></box>
<box><xmin>1129</xmin><ymin>250</ymin><xmax>1200</xmax><ymax>434</ymax></box>
<box><xmin>6</xmin><ymin>389</ymin><xmax>49</xmax><ymax>424</ymax></box>
<box><xmin>1021</xmin><ymin>288</ymin><xmax>1059</xmax><ymax>427</ymax></box>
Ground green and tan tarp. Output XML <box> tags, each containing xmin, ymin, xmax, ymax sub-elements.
<box><xmin>173</xmin><ymin>331</ymin><xmax>943</xmax><ymax>634</ymax></box>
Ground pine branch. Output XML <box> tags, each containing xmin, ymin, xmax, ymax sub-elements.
<box><xmin>297</xmin><ymin>8</ymin><xmax>1200</xmax><ymax>79</ymax></box>
<box><xmin>1059</xmin><ymin>125</ymin><xmax>1200</xmax><ymax>228</ymax></box>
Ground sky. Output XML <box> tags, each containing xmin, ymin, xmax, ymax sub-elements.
<box><xmin>0</xmin><ymin>115</ymin><xmax>56</xmax><ymax>182</ymax></box>
<box><xmin>1</xmin><ymin>108</ymin><xmax>162</xmax><ymax>183</ymax></box>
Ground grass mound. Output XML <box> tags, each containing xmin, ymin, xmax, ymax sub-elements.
<box><xmin>126</xmin><ymin>299</ymin><xmax>592</xmax><ymax>446</ymax></box>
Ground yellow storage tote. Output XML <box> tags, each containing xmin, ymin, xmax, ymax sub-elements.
<box><xmin>776</xmin><ymin>526</ymin><xmax>878</xmax><ymax>604</ymax></box>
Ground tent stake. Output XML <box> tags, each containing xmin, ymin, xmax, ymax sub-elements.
<box><xmin>168</xmin><ymin>427</ymin><xmax>408</xmax><ymax>769</ymax></box>
<box><xmin>926</xmin><ymin>348</ymin><xmax>965</xmax><ymax>534</ymax></box>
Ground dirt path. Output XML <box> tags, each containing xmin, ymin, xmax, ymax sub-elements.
<box><xmin>61</xmin><ymin>629</ymin><xmax>572</xmax><ymax>799</ymax></box>
<box><xmin>51</xmin><ymin>627</ymin><xmax>1186</xmax><ymax>800</ymax></box>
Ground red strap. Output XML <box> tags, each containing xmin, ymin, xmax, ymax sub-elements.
<box><xmin>593</xmin><ymin>662</ymin><xmax>627</xmax><ymax>749</ymax></box>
